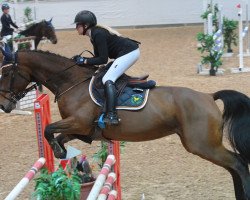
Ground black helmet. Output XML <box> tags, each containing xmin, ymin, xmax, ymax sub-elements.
<box><xmin>74</xmin><ymin>10</ymin><xmax>97</xmax><ymax>27</ymax></box>
<box><xmin>2</xmin><ymin>3</ymin><xmax>9</xmax><ymax>11</ymax></box>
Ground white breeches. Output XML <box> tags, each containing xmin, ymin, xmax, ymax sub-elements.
<box><xmin>102</xmin><ymin>48</ymin><xmax>140</xmax><ymax>84</ymax></box>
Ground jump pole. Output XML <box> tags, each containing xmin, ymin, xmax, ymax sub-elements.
<box><xmin>87</xmin><ymin>155</ymin><xmax>116</xmax><ymax>200</ymax></box>
<box><xmin>108</xmin><ymin>141</ymin><xmax>121</xmax><ymax>200</ymax></box>
<box><xmin>87</xmin><ymin>140</ymin><xmax>122</xmax><ymax>200</ymax></box>
<box><xmin>4</xmin><ymin>158</ymin><xmax>45</xmax><ymax>200</ymax></box>
<box><xmin>231</xmin><ymin>3</ymin><xmax>250</xmax><ymax>73</ymax></box>
<box><xmin>244</xmin><ymin>0</ymin><xmax>250</xmax><ymax>56</ymax></box>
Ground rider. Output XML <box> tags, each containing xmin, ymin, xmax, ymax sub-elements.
<box><xmin>73</xmin><ymin>10</ymin><xmax>140</xmax><ymax>126</ymax></box>
<box><xmin>1</xmin><ymin>3</ymin><xmax>18</xmax><ymax>38</ymax></box>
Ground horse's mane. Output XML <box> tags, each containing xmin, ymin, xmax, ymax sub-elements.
<box><xmin>19</xmin><ymin>21</ymin><xmax>44</xmax><ymax>36</ymax></box>
<box><xmin>19</xmin><ymin>50</ymin><xmax>98</xmax><ymax>70</ymax></box>
<box><xmin>20</xmin><ymin>49</ymin><xmax>69</xmax><ymax>60</ymax></box>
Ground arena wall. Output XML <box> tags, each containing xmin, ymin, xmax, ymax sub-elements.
<box><xmin>5</xmin><ymin>0</ymin><xmax>247</xmax><ymax>29</ymax></box>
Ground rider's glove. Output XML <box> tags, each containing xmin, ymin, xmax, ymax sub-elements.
<box><xmin>76</xmin><ymin>56</ymin><xmax>86</xmax><ymax>65</ymax></box>
<box><xmin>72</xmin><ymin>55</ymin><xmax>80</xmax><ymax>61</ymax></box>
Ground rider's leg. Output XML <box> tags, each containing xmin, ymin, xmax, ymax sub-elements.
<box><xmin>102</xmin><ymin>48</ymin><xmax>140</xmax><ymax>125</ymax></box>
<box><xmin>103</xmin><ymin>80</ymin><xmax>119</xmax><ymax>125</ymax></box>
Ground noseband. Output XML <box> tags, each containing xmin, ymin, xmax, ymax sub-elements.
<box><xmin>0</xmin><ymin>53</ymin><xmax>37</xmax><ymax>104</ymax></box>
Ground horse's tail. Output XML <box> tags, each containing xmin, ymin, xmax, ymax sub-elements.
<box><xmin>213</xmin><ymin>90</ymin><xmax>250</xmax><ymax>163</ymax></box>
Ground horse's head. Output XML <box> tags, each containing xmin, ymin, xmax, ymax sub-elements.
<box><xmin>0</xmin><ymin>57</ymin><xmax>32</xmax><ymax>113</ymax></box>
<box><xmin>42</xmin><ymin>18</ymin><xmax>57</xmax><ymax>44</ymax></box>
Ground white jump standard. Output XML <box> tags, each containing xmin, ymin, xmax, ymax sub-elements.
<box><xmin>231</xmin><ymin>3</ymin><xmax>250</xmax><ymax>73</ymax></box>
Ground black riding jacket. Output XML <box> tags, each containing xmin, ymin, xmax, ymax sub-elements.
<box><xmin>1</xmin><ymin>13</ymin><xmax>18</xmax><ymax>37</ymax></box>
<box><xmin>87</xmin><ymin>27</ymin><xmax>139</xmax><ymax>65</ymax></box>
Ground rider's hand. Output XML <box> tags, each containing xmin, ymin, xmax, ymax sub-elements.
<box><xmin>72</xmin><ymin>55</ymin><xmax>80</xmax><ymax>62</ymax></box>
<box><xmin>76</xmin><ymin>56</ymin><xmax>86</xmax><ymax>65</ymax></box>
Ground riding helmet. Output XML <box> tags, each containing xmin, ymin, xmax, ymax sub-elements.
<box><xmin>2</xmin><ymin>3</ymin><xmax>10</xmax><ymax>11</ymax></box>
<box><xmin>74</xmin><ymin>10</ymin><xmax>97</xmax><ymax>27</ymax></box>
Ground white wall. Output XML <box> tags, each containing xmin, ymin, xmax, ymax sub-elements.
<box><xmin>6</xmin><ymin>0</ymin><xmax>249</xmax><ymax>29</ymax></box>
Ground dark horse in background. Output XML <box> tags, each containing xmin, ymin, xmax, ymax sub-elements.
<box><xmin>19</xmin><ymin>18</ymin><xmax>57</xmax><ymax>49</ymax></box>
<box><xmin>1</xmin><ymin>50</ymin><xmax>250</xmax><ymax>199</ymax></box>
<box><xmin>0</xmin><ymin>19</ymin><xmax>57</xmax><ymax>60</ymax></box>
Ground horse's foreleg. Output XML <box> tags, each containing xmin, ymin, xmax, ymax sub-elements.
<box><xmin>44</xmin><ymin>117</ymin><xmax>82</xmax><ymax>159</ymax></box>
<box><xmin>55</xmin><ymin>133</ymin><xmax>93</xmax><ymax>148</ymax></box>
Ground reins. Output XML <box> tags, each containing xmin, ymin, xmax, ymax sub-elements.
<box><xmin>43</xmin><ymin>50</ymin><xmax>96</xmax><ymax>102</ymax></box>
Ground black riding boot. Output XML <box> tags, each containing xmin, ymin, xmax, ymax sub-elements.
<box><xmin>103</xmin><ymin>80</ymin><xmax>119</xmax><ymax>125</ymax></box>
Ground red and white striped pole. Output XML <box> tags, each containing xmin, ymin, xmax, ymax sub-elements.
<box><xmin>97</xmin><ymin>172</ymin><xmax>117</xmax><ymax>200</ymax></box>
<box><xmin>87</xmin><ymin>155</ymin><xmax>116</xmax><ymax>200</ymax></box>
<box><xmin>4</xmin><ymin>158</ymin><xmax>46</xmax><ymax>200</ymax></box>
<box><xmin>107</xmin><ymin>190</ymin><xmax>118</xmax><ymax>200</ymax></box>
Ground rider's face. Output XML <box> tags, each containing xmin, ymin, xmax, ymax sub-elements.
<box><xmin>76</xmin><ymin>24</ymin><xmax>84</xmax><ymax>35</ymax></box>
<box><xmin>3</xmin><ymin>9</ymin><xmax>9</xmax><ymax>14</ymax></box>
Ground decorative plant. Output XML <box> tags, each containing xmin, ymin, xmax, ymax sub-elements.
<box><xmin>32</xmin><ymin>157</ymin><xmax>95</xmax><ymax>200</ymax></box>
<box><xmin>32</xmin><ymin>167</ymin><xmax>81</xmax><ymax>200</ymax></box>
<box><xmin>197</xmin><ymin>32</ymin><xmax>223</xmax><ymax>76</ymax></box>
<box><xmin>223</xmin><ymin>17</ymin><xmax>238</xmax><ymax>53</ymax></box>
<box><xmin>23</xmin><ymin>7</ymin><xmax>33</xmax><ymax>23</ymax></box>
<box><xmin>93</xmin><ymin>141</ymin><xmax>126</xmax><ymax>168</ymax></box>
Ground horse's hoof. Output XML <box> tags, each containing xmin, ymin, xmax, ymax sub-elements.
<box><xmin>54</xmin><ymin>150</ymin><xmax>67</xmax><ymax>159</ymax></box>
<box><xmin>50</xmin><ymin>139</ymin><xmax>67</xmax><ymax>159</ymax></box>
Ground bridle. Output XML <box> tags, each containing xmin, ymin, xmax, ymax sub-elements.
<box><xmin>0</xmin><ymin>53</ymin><xmax>37</xmax><ymax>105</ymax></box>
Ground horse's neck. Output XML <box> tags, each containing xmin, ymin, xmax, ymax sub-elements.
<box><xmin>21</xmin><ymin>24</ymin><xmax>42</xmax><ymax>38</ymax></box>
<box><xmin>19</xmin><ymin>52</ymin><xmax>95</xmax><ymax>95</ymax></box>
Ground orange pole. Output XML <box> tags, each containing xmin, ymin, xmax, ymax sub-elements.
<box><xmin>34</xmin><ymin>94</ymin><xmax>54</xmax><ymax>172</ymax></box>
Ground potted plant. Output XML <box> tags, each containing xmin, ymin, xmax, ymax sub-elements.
<box><xmin>32</xmin><ymin>167</ymin><xmax>81</xmax><ymax>200</ymax></box>
<box><xmin>223</xmin><ymin>17</ymin><xmax>238</xmax><ymax>53</ymax></box>
<box><xmin>197</xmin><ymin>32</ymin><xmax>223</xmax><ymax>76</ymax></box>
<box><xmin>33</xmin><ymin>157</ymin><xmax>95</xmax><ymax>200</ymax></box>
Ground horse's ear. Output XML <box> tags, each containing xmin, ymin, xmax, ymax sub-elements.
<box><xmin>49</xmin><ymin>17</ymin><xmax>53</xmax><ymax>23</ymax></box>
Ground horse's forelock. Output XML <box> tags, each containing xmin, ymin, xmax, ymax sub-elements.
<box><xmin>44</xmin><ymin>19</ymin><xmax>54</xmax><ymax>29</ymax></box>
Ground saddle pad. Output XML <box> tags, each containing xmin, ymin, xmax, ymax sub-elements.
<box><xmin>89</xmin><ymin>77</ymin><xmax>149</xmax><ymax>110</ymax></box>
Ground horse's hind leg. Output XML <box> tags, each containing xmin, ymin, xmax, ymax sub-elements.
<box><xmin>180</xmin><ymin>119</ymin><xmax>250</xmax><ymax>200</ymax></box>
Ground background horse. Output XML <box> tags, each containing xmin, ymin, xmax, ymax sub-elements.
<box><xmin>0</xmin><ymin>50</ymin><xmax>250</xmax><ymax>200</ymax></box>
<box><xmin>19</xmin><ymin>18</ymin><xmax>57</xmax><ymax>49</ymax></box>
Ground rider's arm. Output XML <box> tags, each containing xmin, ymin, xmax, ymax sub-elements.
<box><xmin>9</xmin><ymin>16</ymin><xmax>18</xmax><ymax>29</ymax></box>
<box><xmin>86</xmin><ymin>33</ymin><xmax>108</xmax><ymax>65</ymax></box>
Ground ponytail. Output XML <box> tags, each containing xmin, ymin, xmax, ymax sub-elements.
<box><xmin>96</xmin><ymin>24</ymin><xmax>121</xmax><ymax>36</ymax></box>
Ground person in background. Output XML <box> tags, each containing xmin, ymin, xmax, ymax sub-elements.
<box><xmin>1</xmin><ymin>3</ymin><xmax>18</xmax><ymax>39</ymax></box>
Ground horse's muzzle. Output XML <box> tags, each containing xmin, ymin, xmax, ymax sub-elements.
<box><xmin>51</xmin><ymin>38</ymin><xmax>58</xmax><ymax>44</ymax></box>
<box><xmin>0</xmin><ymin>102</ymin><xmax>16</xmax><ymax>113</ymax></box>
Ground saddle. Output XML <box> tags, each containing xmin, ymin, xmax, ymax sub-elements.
<box><xmin>90</xmin><ymin>63</ymin><xmax>156</xmax><ymax>110</ymax></box>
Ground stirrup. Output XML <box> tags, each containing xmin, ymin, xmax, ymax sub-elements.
<box><xmin>103</xmin><ymin>112</ymin><xmax>120</xmax><ymax>126</ymax></box>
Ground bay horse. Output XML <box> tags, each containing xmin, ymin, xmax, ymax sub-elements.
<box><xmin>0</xmin><ymin>50</ymin><xmax>250</xmax><ymax>199</ymax></box>
<box><xmin>19</xmin><ymin>19</ymin><xmax>57</xmax><ymax>49</ymax></box>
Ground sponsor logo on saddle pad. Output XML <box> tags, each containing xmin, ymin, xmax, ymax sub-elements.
<box><xmin>131</xmin><ymin>94</ymin><xmax>144</xmax><ymax>106</ymax></box>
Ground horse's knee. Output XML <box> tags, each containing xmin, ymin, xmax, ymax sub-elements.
<box><xmin>44</xmin><ymin>125</ymin><xmax>53</xmax><ymax>142</ymax></box>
